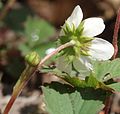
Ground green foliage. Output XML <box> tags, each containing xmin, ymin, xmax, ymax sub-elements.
<box><xmin>93</xmin><ymin>59</ymin><xmax>120</xmax><ymax>82</ymax></box>
<box><xmin>25</xmin><ymin>17</ymin><xmax>55</xmax><ymax>47</ymax></box>
<box><xmin>42</xmin><ymin>57</ymin><xmax>120</xmax><ymax>114</ymax></box>
<box><xmin>108</xmin><ymin>82</ymin><xmax>120</xmax><ymax>92</ymax></box>
<box><xmin>41</xmin><ymin>66</ymin><xmax>113</xmax><ymax>91</ymax></box>
<box><xmin>92</xmin><ymin>59</ymin><xmax>120</xmax><ymax>92</ymax></box>
<box><xmin>19</xmin><ymin>17</ymin><xmax>55</xmax><ymax>57</ymax></box>
<box><xmin>63</xmin><ymin>75</ymin><xmax>113</xmax><ymax>91</ymax></box>
<box><xmin>41</xmin><ymin>58</ymin><xmax>120</xmax><ymax>92</ymax></box>
<box><xmin>43</xmin><ymin>82</ymin><xmax>106</xmax><ymax>114</ymax></box>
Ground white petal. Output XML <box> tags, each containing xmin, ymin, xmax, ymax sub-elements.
<box><xmin>56</xmin><ymin>56</ymin><xmax>72</xmax><ymax>75</ymax></box>
<box><xmin>82</xmin><ymin>18</ymin><xmax>105</xmax><ymax>37</ymax></box>
<box><xmin>73</xmin><ymin>58</ymin><xmax>92</xmax><ymax>79</ymax></box>
<box><xmin>79</xmin><ymin>56</ymin><xmax>93</xmax><ymax>70</ymax></box>
<box><xmin>89</xmin><ymin>38</ymin><xmax>114</xmax><ymax>60</ymax></box>
<box><xmin>45</xmin><ymin>48</ymin><xmax>56</xmax><ymax>55</ymax></box>
<box><xmin>66</xmin><ymin>5</ymin><xmax>83</xmax><ymax>29</ymax></box>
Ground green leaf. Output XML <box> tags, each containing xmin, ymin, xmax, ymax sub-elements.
<box><xmin>93</xmin><ymin>59</ymin><xmax>120</xmax><ymax>82</ymax></box>
<box><xmin>92</xmin><ymin>59</ymin><xmax>120</xmax><ymax>92</ymax></box>
<box><xmin>43</xmin><ymin>82</ymin><xmax>106</xmax><ymax>114</ymax></box>
<box><xmin>25</xmin><ymin>17</ymin><xmax>55</xmax><ymax>48</ymax></box>
<box><xmin>19</xmin><ymin>40</ymin><xmax>55</xmax><ymax>58</ymax></box>
<box><xmin>18</xmin><ymin>43</ymin><xmax>31</xmax><ymax>55</ymax></box>
<box><xmin>19</xmin><ymin>17</ymin><xmax>56</xmax><ymax>58</ymax></box>
<box><xmin>43</xmin><ymin>87</ymin><xmax>73</xmax><ymax>114</ymax></box>
<box><xmin>63</xmin><ymin>74</ymin><xmax>113</xmax><ymax>91</ymax></box>
<box><xmin>108</xmin><ymin>82</ymin><xmax>120</xmax><ymax>92</ymax></box>
<box><xmin>32</xmin><ymin>42</ymin><xmax>55</xmax><ymax>58</ymax></box>
<box><xmin>19</xmin><ymin>17</ymin><xmax>56</xmax><ymax>57</ymax></box>
<box><xmin>41</xmin><ymin>65</ymin><xmax>113</xmax><ymax>91</ymax></box>
<box><xmin>41</xmin><ymin>58</ymin><xmax>120</xmax><ymax>91</ymax></box>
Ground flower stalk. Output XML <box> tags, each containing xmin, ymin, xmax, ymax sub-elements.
<box><xmin>3</xmin><ymin>42</ymin><xmax>74</xmax><ymax>114</ymax></box>
<box><xmin>112</xmin><ymin>8</ymin><xmax>120</xmax><ymax>59</ymax></box>
<box><xmin>3</xmin><ymin>65</ymin><xmax>36</xmax><ymax>114</ymax></box>
<box><xmin>38</xmin><ymin>41</ymin><xmax>75</xmax><ymax>68</ymax></box>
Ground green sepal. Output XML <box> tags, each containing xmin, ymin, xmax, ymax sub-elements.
<box><xmin>58</xmin><ymin>20</ymin><xmax>93</xmax><ymax>61</ymax></box>
<box><xmin>79</xmin><ymin>36</ymin><xmax>94</xmax><ymax>43</ymax></box>
<box><xmin>75</xmin><ymin>21</ymin><xmax>84</xmax><ymax>35</ymax></box>
<box><xmin>62</xmin><ymin>22</ymin><xmax>73</xmax><ymax>35</ymax></box>
<box><xmin>80</xmin><ymin>50</ymin><xmax>90</xmax><ymax>56</ymax></box>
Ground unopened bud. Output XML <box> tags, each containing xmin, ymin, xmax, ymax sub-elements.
<box><xmin>25</xmin><ymin>52</ymin><xmax>40</xmax><ymax>66</ymax></box>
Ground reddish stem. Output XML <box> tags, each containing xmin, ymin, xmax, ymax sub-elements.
<box><xmin>38</xmin><ymin>41</ymin><xmax>74</xmax><ymax>68</ymax></box>
<box><xmin>104</xmin><ymin>96</ymin><xmax>112</xmax><ymax>114</ymax></box>
<box><xmin>3</xmin><ymin>93</ymin><xmax>17</xmax><ymax>114</ymax></box>
<box><xmin>3</xmin><ymin>41</ymin><xmax>74</xmax><ymax>114</ymax></box>
<box><xmin>3</xmin><ymin>67</ymin><xmax>36</xmax><ymax>114</ymax></box>
<box><xmin>112</xmin><ymin>8</ymin><xmax>120</xmax><ymax>59</ymax></box>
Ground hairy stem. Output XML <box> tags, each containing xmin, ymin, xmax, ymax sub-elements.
<box><xmin>3</xmin><ymin>41</ymin><xmax>74</xmax><ymax>114</ymax></box>
<box><xmin>37</xmin><ymin>41</ymin><xmax>74</xmax><ymax>69</ymax></box>
<box><xmin>112</xmin><ymin>8</ymin><xmax>120</xmax><ymax>59</ymax></box>
<box><xmin>3</xmin><ymin>65</ymin><xmax>36</xmax><ymax>114</ymax></box>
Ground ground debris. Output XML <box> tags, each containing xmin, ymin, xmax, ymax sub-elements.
<box><xmin>0</xmin><ymin>91</ymin><xmax>47</xmax><ymax>114</ymax></box>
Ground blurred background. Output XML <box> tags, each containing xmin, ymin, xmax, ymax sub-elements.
<box><xmin>0</xmin><ymin>0</ymin><xmax>120</xmax><ymax>113</ymax></box>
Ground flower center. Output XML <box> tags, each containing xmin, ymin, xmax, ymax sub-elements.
<box><xmin>59</xmin><ymin>21</ymin><xmax>93</xmax><ymax>61</ymax></box>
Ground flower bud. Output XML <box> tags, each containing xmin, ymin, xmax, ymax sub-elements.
<box><xmin>25</xmin><ymin>51</ymin><xmax>40</xmax><ymax>66</ymax></box>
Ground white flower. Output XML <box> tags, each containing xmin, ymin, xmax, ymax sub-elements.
<box><xmin>61</xmin><ymin>5</ymin><xmax>114</xmax><ymax>70</ymax></box>
<box><xmin>45</xmin><ymin>48</ymin><xmax>56</xmax><ymax>55</ymax></box>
